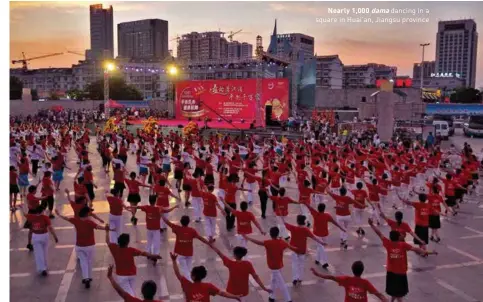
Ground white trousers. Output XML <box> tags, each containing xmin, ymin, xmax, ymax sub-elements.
<box><xmin>291</xmin><ymin>252</ymin><xmax>306</xmax><ymax>281</ymax></box>
<box><xmin>369</xmin><ymin>205</ymin><xmax>381</xmax><ymax>224</ymax></box>
<box><xmin>32</xmin><ymin>233</ymin><xmax>49</xmax><ymax>272</ymax></box>
<box><xmin>75</xmin><ymin>245</ymin><xmax>94</xmax><ymax>280</ymax></box>
<box><xmin>300</xmin><ymin>203</ymin><xmax>312</xmax><ymax>225</ymax></box>
<box><xmin>235</xmin><ymin>234</ymin><xmax>247</xmax><ymax>248</ymax></box>
<box><xmin>336</xmin><ymin>215</ymin><xmax>351</xmax><ymax>241</ymax></box>
<box><xmin>192</xmin><ymin>197</ymin><xmax>203</xmax><ymax>220</ymax></box>
<box><xmin>352</xmin><ymin>208</ymin><xmax>365</xmax><ymax>227</ymax></box>
<box><xmin>117</xmin><ymin>275</ymin><xmax>136</xmax><ymax>296</ymax></box>
<box><xmin>246</xmin><ymin>182</ymin><xmax>256</xmax><ymax>203</ymax></box>
<box><xmin>160</xmin><ymin>213</ymin><xmax>168</xmax><ymax>229</ymax></box>
<box><xmin>280</xmin><ymin>175</ymin><xmax>288</xmax><ymax>187</ymax></box>
<box><xmin>217</xmin><ymin>189</ymin><xmax>226</xmax><ymax>209</ymax></box>
<box><xmin>269</xmin><ymin>269</ymin><xmax>291</xmax><ymax>302</ymax></box>
<box><xmin>204</xmin><ymin>216</ymin><xmax>217</xmax><ymax>238</ymax></box>
<box><xmin>178</xmin><ymin>255</ymin><xmax>193</xmax><ymax>281</ymax></box>
<box><xmin>109</xmin><ymin>214</ymin><xmax>122</xmax><ymax>243</ymax></box>
<box><xmin>276</xmin><ymin>216</ymin><xmax>289</xmax><ymax>238</ymax></box>
<box><xmin>146</xmin><ymin>229</ymin><xmax>161</xmax><ymax>255</ymax></box>
<box><xmin>315</xmin><ymin>235</ymin><xmax>328</xmax><ymax>264</ymax></box>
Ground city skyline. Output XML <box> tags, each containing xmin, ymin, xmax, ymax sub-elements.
<box><xmin>10</xmin><ymin>1</ymin><xmax>483</xmax><ymax>87</ymax></box>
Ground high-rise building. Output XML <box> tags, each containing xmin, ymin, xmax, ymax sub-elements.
<box><xmin>315</xmin><ymin>55</ymin><xmax>343</xmax><ymax>89</ymax></box>
<box><xmin>89</xmin><ymin>4</ymin><xmax>114</xmax><ymax>60</ymax></box>
<box><xmin>435</xmin><ymin>19</ymin><xmax>478</xmax><ymax>87</ymax></box>
<box><xmin>240</xmin><ymin>42</ymin><xmax>253</xmax><ymax>59</ymax></box>
<box><xmin>177</xmin><ymin>31</ymin><xmax>230</xmax><ymax>62</ymax></box>
<box><xmin>343</xmin><ymin>65</ymin><xmax>376</xmax><ymax>88</ymax></box>
<box><xmin>413</xmin><ymin>61</ymin><xmax>436</xmax><ymax>80</ymax></box>
<box><xmin>267</xmin><ymin>20</ymin><xmax>314</xmax><ymax>61</ymax></box>
<box><xmin>118</xmin><ymin>19</ymin><xmax>169</xmax><ymax>61</ymax></box>
<box><xmin>227</xmin><ymin>41</ymin><xmax>253</xmax><ymax>60</ymax></box>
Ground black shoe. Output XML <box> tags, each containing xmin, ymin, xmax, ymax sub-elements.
<box><xmin>315</xmin><ymin>260</ymin><xmax>320</xmax><ymax>265</ymax></box>
<box><xmin>152</xmin><ymin>259</ymin><xmax>158</xmax><ymax>266</ymax></box>
<box><xmin>132</xmin><ymin>217</ymin><xmax>138</xmax><ymax>225</ymax></box>
<box><xmin>49</xmin><ymin>214</ymin><xmax>55</xmax><ymax>219</ymax></box>
<box><xmin>322</xmin><ymin>263</ymin><xmax>329</xmax><ymax>269</ymax></box>
<box><xmin>430</xmin><ymin>236</ymin><xmax>435</xmax><ymax>242</ymax></box>
<box><xmin>297</xmin><ymin>280</ymin><xmax>302</xmax><ymax>285</ymax></box>
<box><xmin>160</xmin><ymin>228</ymin><xmax>164</xmax><ymax>233</ymax></box>
<box><xmin>285</xmin><ymin>236</ymin><xmax>291</xmax><ymax>241</ymax></box>
<box><xmin>84</xmin><ymin>279</ymin><xmax>91</xmax><ymax>289</ymax></box>
<box><xmin>185</xmin><ymin>202</ymin><xmax>191</xmax><ymax>207</ymax></box>
<box><xmin>307</xmin><ymin>222</ymin><xmax>311</xmax><ymax>227</ymax></box>
<box><xmin>292</xmin><ymin>280</ymin><xmax>298</xmax><ymax>286</ymax></box>
<box><xmin>41</xmin><ymin>270</ymin><xmax>47</xmax><ymax>276</ymax></box>
<box><xmin>269</xmin><ymin>298</ymin><xmax>275</xmax><ymax>302</ymax></box>
<box><xmin>356</xmin><ymin>229</ymin><xmax>361</xmax><ymax>235</ymax></box>
<box><xmin>261</xmin><ymin>215</ymin><xmax>266</xmax><ymax>219</ymax></box>
<box><xmin>360</xmin><ymin>229</ymin><xmax>366</xmax><ymax>236</ymax></box>
<box><xmin>130</xmin><ymin>216</ymin><xmax>134</xmax><ymax>222</ymax></box>
<box><xmin>436</xmin><ymin>237</ymin><xmax>441</xmax><ymax>243</ymax></box>
<box><xmin>27</xmin><ymin>244</ymin><xmax>33</xmax><ymax>251</ymax></box>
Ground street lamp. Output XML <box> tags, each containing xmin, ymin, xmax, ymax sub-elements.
<box><xmin>167</xmin><ymin>64</ymin><xmax>178</xmax><ymax>117</ymax></box>
<box><xmin>419</xmin><ymin>43</ymin><xmax>430</xmax><ymax>93</ymax></box>
<box><xmin>104</xmin><ymin>61</ymin><xmax>115</xmax><ymax>118</ymax></box>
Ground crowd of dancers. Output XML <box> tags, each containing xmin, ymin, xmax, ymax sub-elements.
<box><xmin>10</xmin><ymin>120</ymin><xmax>482</xmax><ymax>302</ymax></box>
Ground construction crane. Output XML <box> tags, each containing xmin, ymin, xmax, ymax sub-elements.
<box><xmin>227</xmin><ymin>29</ymin><xmax>242</xmax><ymax>42</ymax></box>
<box><xmin>11</xmin><ymin>52</ymin><xmax>64</xmax><ymax>70</ymax></box>
<box><xmin>66</xmin><ymin>50</ymin><xmax>84</xmax><ymax>57</ymax></box>
<box><xmin>170</xmin><ymin>35</ymin><xmax>181</xmax><ymax>43</ymax></box>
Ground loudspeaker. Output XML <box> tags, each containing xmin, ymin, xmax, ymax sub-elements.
<box><xmin>361</xmin><ymin>97</ymin><xmax>366</xmax><ymax>103</ymax></box>
<box><xmin>265</xmin><ymin>105</ymin><xmax>273</xmax><ymax>126</ymax></box>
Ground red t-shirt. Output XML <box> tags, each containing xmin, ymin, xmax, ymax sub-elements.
<box><xmin>263</xmin><ymin>239</ymin><xmax>289</xmax><ymax>270</ymax></box>
<box><xmin>125</xmin><ymin>179</ymin><xmax>142</xmax><ymax>194</ymax></box>
<box><xmin>27</xmin><ymin>193</ymin><xmax>41</xmax><ymax>210</ymax></box>
<box><xmin>74</xmin><ymin>182</ymin><xmax>87</xmax><ymax>197</ymax></box>
<box><xmin>387</xmin><ymin>219</ymin><xmax>412</xmax><ymax>239</ymax></box>
<box><xmin>222</xmin><ymin>255</ymin><xmax>255</xmax><ymax>296</ymax></box>
<box><xmin>365</xmin><ymin>184</ymin><xmax>380</xmax><ymax>202</ymax></box>
<box><xmin>191</xmin><ymin>178</ymin><xmax>203</xmax><ymax>198</ymax></box>
<box><xmin>332</xmin><ymin>194</ymin><xmax>353</xmax><ymax>216</ymax></box>
<box><xmin>202</xmin><ymin>192</ymin><xmax>218</xmax><ymax>217</ymax></box>
<box><xmin>413</xmin><ymin>202</ymin><xmax>432</xmax><ymax>227</ymax></box>
<box><xmin>108</xmin><ymin>243</ymin><xmax>142</xmax><ymax>276</ymax></box>
<box><xmin>154</xmin><ymin>186</ymin><xmax>172</xmax><ymax>207</ymax></box>
<box><xmin>309</xmin><ymin>208</ymin><xmax>333</xmax><ymax>237</ymax></box>
<box><xmin>41</xmin><ymin>177</ymin><xmax>54</xmax><ymax>196</ymax></box>
<box><xmin>180</xmin><ymin>277</ymin><xmax>220</xmax><ymax>302</ymax></box>
<box><xmin>351</xmin><ymin>189</ymin><xmax>368</xmax><ymax>209</ymax></box>
<box><xmin>69</xmin><ymin>217</ymin><xmax>97</xmax><ymax>247</ymax></box>
<box><xmin>382</xmin><ymin>237</ymin><xmax>412</xmax><ymax>274</ymax></box>
<box><xmin>299</xmin><ymin>187</ymin><xmax>315</xmax><ymax>205</ymax></box>
<box><xmin>140</xmin><ymin>205</ymin><xmax>161</xmax><ymax>230</ymax></box>
<box><xmin>172</xmin><ymin>224</ymin><xmax>199</xmax><ymax>256</ymax></box>
<box><xmin>107</xmin><ymin>195</ymin><xmax>124</xmax><ymax>216</ymax></box>
<box><xmin>271</xmin><ymin>196</ymin><xmax>292</xmax><ymax>216</ymax></box>
<box><xmin>233</xmin><ymin>210</ymin><xmax>255</xmax><ymax>235</ymax></box>
<box><xmin>26</xmin><ymin>214</ymin><xmax>51</xmax><ymax>234</ymax></box>
<box><xmin>224</xmin><ymin>183</ymin><xmax>238</xmax><ymax>203</ymax></box>
<box><xmin>10</xmin><ymin>171</ymin><xmax>18</xmax><ymax>185</ymax></box>
<box><xmin>428</xmin><ymin>194</ymin><xmax>443</xmax><ymax>215</ymax></box>
<box><xmin>335</xmin><ymin>276</ymin><xmax>378</xmax><ymax>302</ymax></box>
<box><xmin>442</xmin><ymin>179</ymin><xmax>456</xmax><ymax>196</ymax></box>
<box><xmin>286</xmin><ymin>223</ymin><xmax>312</xmax><ymax>254</ymax></box>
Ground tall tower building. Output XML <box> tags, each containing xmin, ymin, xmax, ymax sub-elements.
<box><xmin>435</xmin><ymin>19</ymin><xmax>478</xmax><ymax>87</ymax></box>
<box><xmin>89</xmin><ymin>4</ymin><xmax>114</xmax><ymax>60</ymax></box>
<box><xmin>118</xmin><ymin>19</ymin><xmax>169</xmax><ymax>61</ymax></box>
<box><xmin>177</xmin><ymin>31</ymin><xmax>228</xmax><ymax>62</ymax></box>
<box><xmin>267</xmin><ymin>19</ymin><xmax>314</xmax><ymax>61</ymax></box>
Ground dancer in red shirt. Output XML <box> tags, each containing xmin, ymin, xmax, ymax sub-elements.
<box><xmin>312</xmin><ymin>261</ymin><xmax>388</xmax><ymax>302</ymax></box>
<box><xmin>125</xmin><ymin>172</ymin><xmax>151</xmax><ymax>225</ymax></box>
<box><xmin>221</xmin><ymin>200</ymin><xmax>265</xmax><ymax>247</ymax></box>
<box><xmin>201</xmin><ymin>185</ymin><xmax>225</xmax><ymax>242</ymax></box>
<box><xmin>208</xmin><ymin>245</ymin><xmax>271</xmax><ymax>300</ymax></box>
<box><xmin>378</xmin><ymin>206</ymin><xmax>426</xmax><ymax>244</ymax></box>
<box><xmin>369</xmin><ymin>218</ymin><xmax>436</xmax><ymax>301</ymax></box>
<box><xmin>244</xmin><ymin>227</ymin><xmax>298</xmax><ymax>302</ymax></box>
<box><xmin>284</xmin><ymin>215</ymin><xmax>326</xmax><ymax>285</ymax></box>
<box><xmin>162</xmin><ymin>215</ymin><xmax>210</xmax><ymax>280</ymax></box>
<box><xmin>170</xmin><ymin>253</ymin><xmax>242</xmax><ymax>301</ymax></box>
<box><xmin>55</xmin><ymin>208</ymin><xmax>115</xmax><ymax>288</ymax></box>
<box><xmin>107</xmin><ymin>265</ymin><xmax>162</xmax><ymax>302</ymax></box>
<box><xmin>271</xmin><ymin>188</ymin><xmax>299</xmax><ymax>239</ymax></box>
<box><xmin>106</xmin><ymin>230</ymin><xmax>162</xmax><ymax>296</ymax></box>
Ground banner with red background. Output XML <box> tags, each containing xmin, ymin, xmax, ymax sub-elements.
<box><xmin>175</xmin><ymin>79</ymin><xmax>289</xmax><ymax>122</ymax></box>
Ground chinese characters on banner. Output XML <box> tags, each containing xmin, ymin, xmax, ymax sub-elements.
<box><xmin>175</xmin><ymin>79</ymin><xmax>289</xmax><ymax>122</ymax></box>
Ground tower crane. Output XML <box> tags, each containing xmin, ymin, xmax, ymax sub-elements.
<box><xmin>227</xmin><ymin>29</ymin><xmax>243</xmax><ymax>42</ymax></box>
<box><xmin>66</xmin><ymin>50</ymin><xmax>84</xmax><ymax>57</ymax></box>
<box><xmin>11</xmin><ymin>52</ymin><xmax>64</xmax><ymax>70</ymax></box>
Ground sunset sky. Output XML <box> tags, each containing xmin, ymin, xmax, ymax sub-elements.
<box><xmin>9</xmin><ymin>1</ymin><xmax>483</xmax><ymax>87</ymax></box>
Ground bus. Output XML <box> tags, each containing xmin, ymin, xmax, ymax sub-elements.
<box><xmin>464</xmin><ymin>115</ymin><xmax>483</xmax><ymax>137</ymax></box>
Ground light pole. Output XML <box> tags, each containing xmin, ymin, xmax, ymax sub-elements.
<box><xmin>104</xmin><ymin>61</ymin><xmax>115</xmax><ymax>118</ymax></box>
<box><xmin>419</xmin><ymin>43</ymin><xmax>430</xmax><ymax>92</ymax></box>
<box><xmin>167</xmin><ymin>64</ymin><xmax>178</xmax><ymax>117</ymax></box>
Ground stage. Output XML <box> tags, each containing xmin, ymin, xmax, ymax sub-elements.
<box><xmin>127</xmin><ymin>119</ymin><xmax>252</xmax><ymax>130</ymax></box>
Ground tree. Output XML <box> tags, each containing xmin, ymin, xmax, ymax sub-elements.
<box><xmin>84</xmin><ymin>76</ymin><xmax>143</xmax><ymax>100</ymax></box>
<box><xmin>49</xmin><ymin>90</ymin><xmax>60</xmax><ymax>100</ymax></box>
<box><xmin>10</xmin><ymin>76</ymin><xmax>23</xmax><ymax>100</ymax></box>
<box><xmin>450</xmin><ymin>87</ymin><xmax>482</xmax><ymax>104</ymax></box>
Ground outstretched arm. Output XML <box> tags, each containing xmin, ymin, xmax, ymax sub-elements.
<box><xmin>54</xmin><ymin>209</ymin><xmax>71</xmax><ymax>222</ymax></box>
<box><xmin>217</xmin><ymin>291</ymin><xmax>242</xmax><ymax>301</ymax></box>
<box><xmin>242</xmin><ymin>234</ymin><xmax>264</xmax><ymax>246</ymax></box>
<box><xmin>368</xmin><ymin>218</ymin><xmax>384</xmax><ymax>242</ymax></box>
<box><xmin>250</xmin><ymin>271</ymin><xmax>271</xmax><ymax>293</ymax></box>
<box><xmin>107</xmin><ymin>265</ymin><xmax>131</xmax><ymax>300</ymax></box>
<box><xmin>169</xmin><ymin>253</ymin><xmax>183</xmax><ymax>281</ymax></box>
<box><xmin>161</xmin><ymin>215</ymin><xmax>175</xmax><ymax>229</ymax></box>
<box><xmin>311</xmin><ymin>268</ymin><xmax>337</xmax><ymax>282</ymax></box>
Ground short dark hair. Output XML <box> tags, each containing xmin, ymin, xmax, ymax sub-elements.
<box><xmin>141</xmin><ymin>280</ymin><xmax>157</xmax><ymax>299</ymax></box>
<box><xmin>117</xmin><ymin>233</ymin><xmax>130</xmax><ymax>248</ymax></box>
<box><xmin>296</xmin><ymin>215</ymin><xmax>306</xmax><ymax>225</ymax></box>
<box><xmin>240</xmin><ymin>201</ymin><xmax>248</xmax><ymax>211</ymax></box>
<box><xmin>351</xmin><ymin>261</ymin><xmax>364</xmax><ymax>277</ymax></box>
<box><xmin>78</xmin><ymin>206</ymin><xmax>90</xmax><ymax>218</ymax></box>
<box><xmin>317</xmin><ymin>203</ymin><xmax>326</xmax><ymax>212</ymax></box>
<box><xmin>233</xmin><ymin>246</ymin><xmax>248</xmax><ymax>259</ymax></box>
<box><xmin>269</xmin><ymin>226</ymin><xmax>280</xmax><ymax>238</ymax></box>
<box><xmin>279</xmin><ymin>188</ymin><xmax>286</xmax><ymax>196</ymax></box>
<box><xmin>180</xmin><ymin>215</ymin><xmax>190</xmax><ymax>226</ymax></box>
<box><xmin>191</xmin><ymin>266</ymin><xmax>207</xmax><ymax>282</ymax></box>
<box><xmin>389</xmin><ymin>230</ymin><xmax>400</xmax><ymax>242</ymax></box>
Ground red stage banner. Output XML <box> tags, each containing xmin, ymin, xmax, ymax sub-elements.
<box><xmin>176</xmin><ymin>79</ymin><xmax>257</xmax><ymax>121</ymax></box>
<box><xmin>262</xmin><ymin>78</ymin><xmax>289</xmax><ymax>122</ymax></box>
<box><xmin>175</xmin><ymin>79</ymin><xmax>289</xmax><ymax>122</ymax></box>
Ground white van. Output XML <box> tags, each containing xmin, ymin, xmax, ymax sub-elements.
<box><xmin>433</xmin><ymin>120</ymin><xmax>449</xmax><ymax>140</ymax></box>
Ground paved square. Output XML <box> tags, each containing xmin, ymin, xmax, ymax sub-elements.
<box><xmin>10</xmin><ymin>134</ymin><xmax>483</xmax><ymax>302</ymax></box>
